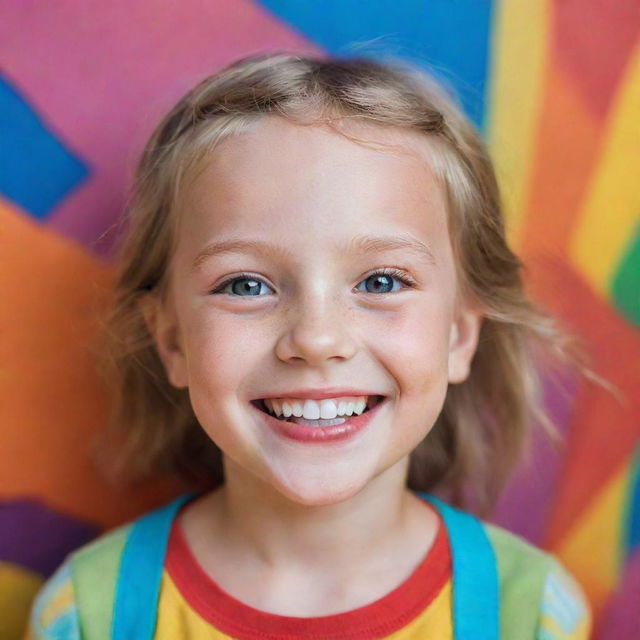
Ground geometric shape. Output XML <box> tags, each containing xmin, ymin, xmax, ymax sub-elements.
<box><xmin>569</xmin><ymin>45</ymin><xmax>640</xmax><ymax>306</ymax></box>
<box><xmin>553</xmin><ymin>462</ymin><xmax>629</xmax><ymax>620</ymax></box>
<box><xmin>611</xmin><ymin>227</ymin><xmax>640</xmax><ymax>326</ymax></box>
<box><xmin>522</xmin><ymin>254</ymin><xmax>640</xmax><ymax>545</ymax></box>
<box><xmin>486</xmin><ymin>0</ymin><xmax>549</xmax><ymax>250</ymax></box>
<box><xmin>0</xmin><ymin>562</ymin><xmax>43</xmax><ymax>640</ymax></box>
<box><xmin>256</xmin><ymin>0</ymin><xmax>495</xmax><ymax>128</ymax></box>
<box><xmin>597</xmin><ymin>547</ymin><xmax>640</xmax><ymax>640</ymax></box>
<box><xmin>624</xmin><ymin>444</ymin><xmax>640</xmax><ymax>563</ymax></box>
<box><xmin>0</xmin><ymin>75</ymin><xmax>89</xmax><ymax>220</ymax></box>
<box><xmin>553</xmin><ymin>0</ymin><xmax>640</xmax><ymax>119</ymax></box>
<box><xmin>0</xmin><ymin>198</ymin><xmax>181</xmax><ymax>528</ymax></box>
<box><xmin>2</xmin><ymin>1</ymin><xmax>319</xmax><ymax>253</ymax></box>
<box><xmin>519</xmin><ymin>64</ymin><xmax>601</xmax><ymax>258</ymax></box>
<box><xmin>491</xmin><ymin>366</ymin><xmax>580</xmax><ymax>547</ymax></box>
<box><xmin>0</xmin><ymin>500</ymin><xmax>99</xmax><ymax>578</ymax></box>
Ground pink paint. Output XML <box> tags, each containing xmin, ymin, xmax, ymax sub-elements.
<box><xmin>0</xmin><ymin>1</ymin><xmax>322</xmax><ymax>256</ymax></box>
<box><xmin>490</xmin><ymin>365</ymin><xmax>579</xmax><ymax>546</ymax></box>
<box><xmin>597</xmin><ymin>548</ymin><xmax>640</xmax><ymax>639</ymax></box>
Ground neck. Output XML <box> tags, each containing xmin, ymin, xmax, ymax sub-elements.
<box><xmin>209</xmin><ymin>457</ymin><xmax>413</xmax><ymax>571</ymax></box>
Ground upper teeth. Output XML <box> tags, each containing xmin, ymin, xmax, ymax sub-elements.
<box><xmin>264</xmin><ymin>396</ymin><xmax>368</xmax><ymax>420</ymax></box>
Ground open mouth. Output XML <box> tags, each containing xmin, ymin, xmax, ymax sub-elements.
<box><xmin>250</xmin><ymin>395</ymin><xmax>386</xmax><ymax>423</ymax></box>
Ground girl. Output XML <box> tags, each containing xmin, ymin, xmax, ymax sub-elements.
<box><xmin>26</xmin><ymin>53</ymin><xmax>593</xmax><ymax>639</ymax></box>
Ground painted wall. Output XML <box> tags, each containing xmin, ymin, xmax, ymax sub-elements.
<box><xmin>1</xmin><ymin>2</ymin><xmax>638</xmax><ymax>637</ymax></box>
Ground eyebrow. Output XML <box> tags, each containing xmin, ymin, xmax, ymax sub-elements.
<box><xmin>191</xmin><ymin>233</ymin><xmax>437</xmax><ymax>272</ymax></box>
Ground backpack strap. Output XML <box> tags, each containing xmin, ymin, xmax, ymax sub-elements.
<box><xmin>69</xmin><ymin>524</ymin><xmax>131</xmax><ymax>640</ymax></box>
<box><xmin>90</xmin><ymin>491</ymin><xmax>500</xmax><ymax>640</ymax></box>
<box><xmin>111</xmin><ymin>492</ymin><xmax>199</xmax><ymax>640</ymax></box>
<box><xmin>418</xmin><ymin>493</ymin><xmax>500</xmax><ymax>640</ymax></box>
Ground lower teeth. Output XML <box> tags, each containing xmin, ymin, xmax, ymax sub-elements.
<box><xmin>287</xmin><ymin>416</ymin><xmax>348</xmax><ymax>427</ymax></box>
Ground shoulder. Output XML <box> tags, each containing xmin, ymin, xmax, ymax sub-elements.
<box><xmin>69</xmin><ymin>521</ymin><xmax>132</xmax><ymax>568</ymax></box>
<box><xmin>482</xmin><ymin>522</ymin><xmax>591</xmax><ymax>639</ymax></box>
<box><xmin>536</xmin><ymin>558</ymin><xmax>592</xmax><ymax>640</ymax></box>
<box><xmin>24</xmin><ymin>561</ymin><xmax>80</xmax><ymax>640</ymax></box>
<box><xmin>483</xmin><ymin>521</ymin><xmax>555</xmax><ymax>578</ymax></box>
<box><xmin>24</xmin><ymin>523</ymin><xmax>133</xmax><ymax>640</ymax></box>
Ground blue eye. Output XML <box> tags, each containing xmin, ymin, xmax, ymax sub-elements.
<box><xmin>212</xmin><ymin>274</ymin><xmax>273</xmax><ymax>297</ymax></box>
<box><xmin>356</xmin><ymin>269</ymin><xmax>414</xmax><ymax>294</ymax></box>
<box><xmin>211</xmin><ymin>268</ymin><xmax>415</xmax><ymax>297</ymax></box>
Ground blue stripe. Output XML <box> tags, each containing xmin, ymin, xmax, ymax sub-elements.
<box><xmin>255</xmin><ymin>0</ymin><xmax>495</xmax><ymax>130</ymax></box>
<box><xmin>624</xmin><ymin>442</ymin><xmax>640</xmax><ymax>564</ymax></box>
<box><xmin>112</xmin><ymin>490</ymin><xmax>498</xmax><ymax>639</ymax></box>
<box><xmin>0</xmin><ymin>75</ymin><xmax>89</xmax><ymax>219</ymax></box>
<box><xmin>418</xmin><ymin>492</ymin><xmax>499</xmax><ymax>639</ymax></box>
<box><xmin>111</xmin><ymin>492</ymin><xmax>199</xmax><ymax>640</ymax></box>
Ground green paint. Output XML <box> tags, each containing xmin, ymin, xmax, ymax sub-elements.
<box><xmin>611</xmin><ymin>224</ymin><xmax>640</xmax><ymax>326</ymax></box>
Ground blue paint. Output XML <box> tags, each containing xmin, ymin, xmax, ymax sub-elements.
<box><xmin>256</xmin><ymin>0</ymin><xmax>495</xmax><ymax>130</ymax></box>
<box><xmin>0</xmin><ymin>75</ymin><xmax>89</xmax><ymax>219</ymax></box>
<box><xmin>624</xmin><ymin>443</ymin><xmax>640</xmax><ymax>563</ymax></box>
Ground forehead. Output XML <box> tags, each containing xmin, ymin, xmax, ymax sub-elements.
<box><xmin>176</xmin><ymin>116</ymin><xmax>449</xmax><ymax>258</ymax></box>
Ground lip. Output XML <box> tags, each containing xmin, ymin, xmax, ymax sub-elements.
<box><xmin>252</xmin><ymin>397</ymin><xmax>388</xmax><ymax>444</ymax></box>
<box><xmin>255</xmin><ymin>388</ymin><xmax>384</xmax><ymax>400</ymax></box>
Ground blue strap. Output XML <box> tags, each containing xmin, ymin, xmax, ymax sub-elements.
<box><xmin>112</xmin><ymin>491</ymin><xmax>498</xmax><ymax>639</ymax></box>
<box><xmin>418</xmin><ymin>492</ymin><xmax>500</xmax><ymax>639</ymax></box>
<box><xmin>111</xmin><ymin>492</ymin><xmax>199</xmax><ymax>640</ymax></box>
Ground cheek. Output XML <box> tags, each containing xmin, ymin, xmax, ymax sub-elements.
<box><xmin>182</xmin><ymin>313</ymin><xmax>268</xmax><ymax>396</ymax></box>
<box><xmin>368</xmin><ymin>300</ymin><xmax>453</xmax><ymax>392</ymax></box>
<box><xmin>181</xmin><ymin>316</ymin><xmax>264</xmax><ymax>452</ymax></box>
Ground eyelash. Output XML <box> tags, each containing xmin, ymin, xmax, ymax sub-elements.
<box><xmin>210</xmin><ymin>268</ymin><xmax>417</xmax><ymax>297</ymax></box>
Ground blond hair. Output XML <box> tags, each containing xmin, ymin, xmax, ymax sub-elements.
<box><xmin>95</xmin><ymin>52</ymin><xmax>599</xmax><ymax>516</ymax></box>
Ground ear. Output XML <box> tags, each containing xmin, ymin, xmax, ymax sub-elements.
<box><xmin>138</xmin><ymin>293</ymin><xmax>189</xmax><ymax>389</ymax></box>
<box><xmin>447</xmin><ymin>297</ymin><xmax>483</xmax><ymax>384</ymax></box>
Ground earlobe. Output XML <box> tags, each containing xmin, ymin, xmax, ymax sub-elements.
<box><xmin>138</xmin><ymin>294</ymin><xmax>189</xmax><ymax>389</ymax></box>
<box><xmin>448</xmin><ymin>302</ymin><xmax>483</xmax><ymax>384</ymax></box>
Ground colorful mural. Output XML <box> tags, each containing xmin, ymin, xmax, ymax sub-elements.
<box><xmin>1</xmin><ymin>1</ymin><xmax>638</xmax><ymax>638</ymax></box>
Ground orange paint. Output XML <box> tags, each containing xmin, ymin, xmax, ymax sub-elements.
<box><xmin>522</xmin><ymin>253</ymin><xmax>639</xmax><ymax>547</ymax></box>
<box><xmin>520</xmin><ymin>65</ymin><xmax>603</xmax><ymax>259</ymax></box>
<box><xmin>0</xmin><ymin>200</ymin><xmax>186</xmax><ymax>528</ymax></box>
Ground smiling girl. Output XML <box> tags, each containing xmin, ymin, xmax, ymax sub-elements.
<box><xmin>26</xmin><ymin>53</ymin><xmax>592</xmax><ymax>639</ymax></box>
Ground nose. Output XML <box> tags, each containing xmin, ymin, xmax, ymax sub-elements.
<box><xmin>274</xmin><ymin>289</ymin><xmax>358</xmax><ymax>367</ymax></box>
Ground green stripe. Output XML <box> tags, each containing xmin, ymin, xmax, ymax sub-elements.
<box><xmin>69</xmin><ymin>524</ymin><xmax>131</xmax><ymax>640</ymax></box>
<box><xmin>484</xmin><ymin>523</ymin><xmax>554</xmax><ymax>639</ymax></box>
<box><xmin>611</xmin><ymin>223</ymin><xmax>640</xmax><ymax>326</ymax></box>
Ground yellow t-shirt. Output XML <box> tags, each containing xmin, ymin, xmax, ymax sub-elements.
<box><xmin>24</xmin><ymin>500</ymin><xmax>590</xmax><ymax>639</ymax></box>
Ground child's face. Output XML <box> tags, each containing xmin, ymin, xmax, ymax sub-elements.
<box><xmin>149</xmin><ymin>116</ymin><xmax>482</xmax><ymax>505</ymax></box>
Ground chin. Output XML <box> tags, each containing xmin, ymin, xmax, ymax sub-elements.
<box><xmin>273</xmin><ymin>473</ymin><xmax>369</xmax><ymax>507</ymax></box>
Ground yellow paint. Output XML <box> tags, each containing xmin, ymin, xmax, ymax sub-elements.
<box><xmin>570</xmin><ymin>44</ymin><xmax>640</xmax><ymax>298</ymax></box>
<box><xmin>0</xmin><ymin>562</ymin><xmax>43</xmax><ymax>640</ymax></box>
<box><xmin>552</xmin><ymin>462</ymin><xmax>629</xmax><ymax>611</ymax></box>
<box><xmin>486</xmin><ymin>0</ymin><xmax>550</xmax><ymax>250</ymax></box>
